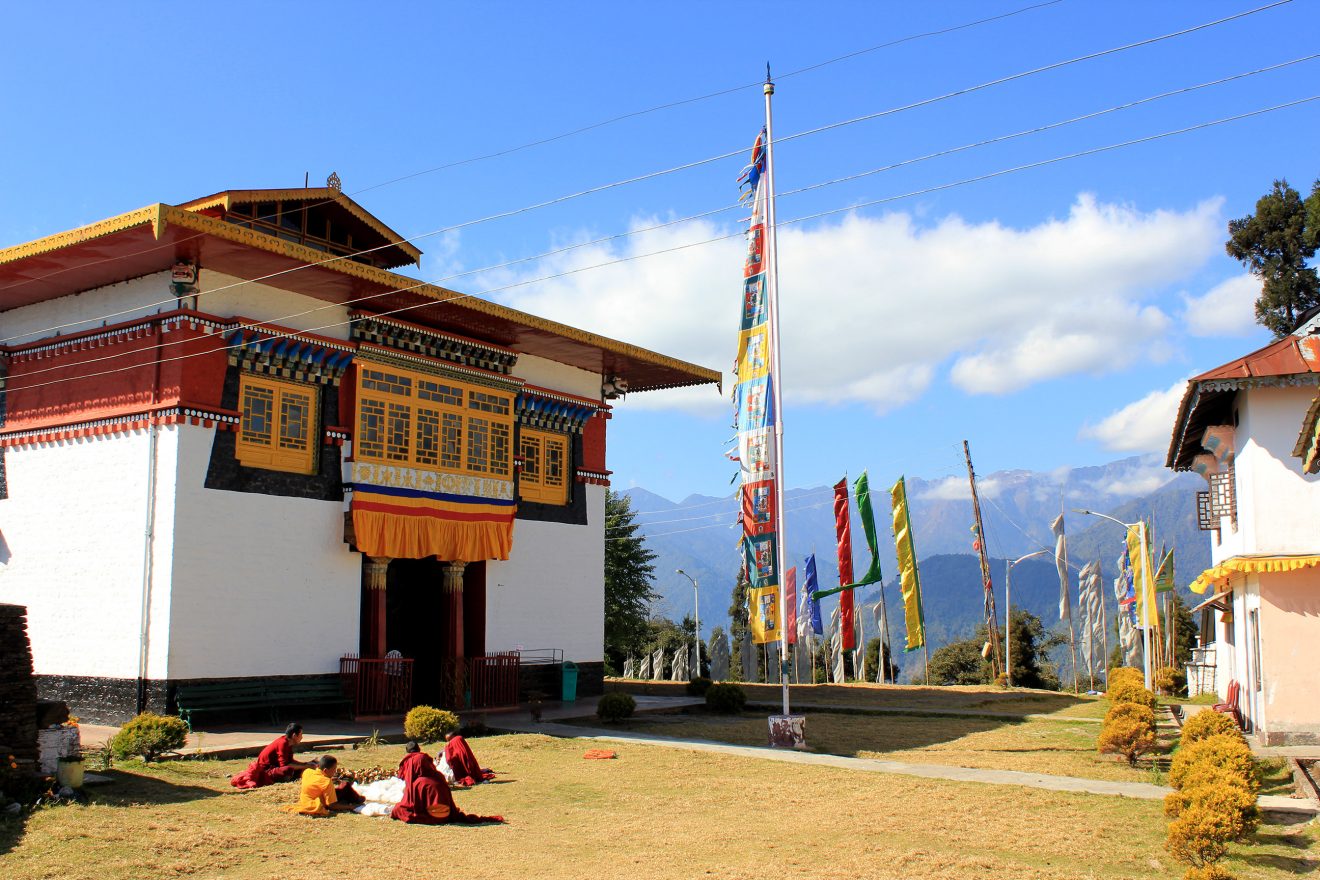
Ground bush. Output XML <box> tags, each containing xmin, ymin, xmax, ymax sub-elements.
<box><xmin>1164</xmin><ymin>779</ymin><xmax>1259</xmax><ymax>840</ymax></box>
<box><xmin>705</xmin><ymin>682</ymin><xmax>747</xmax><ymax>714</ymax></box>
<box><xmin>1182</xmin><ymin>866</ymin><xmax>1237</xmax><ymax>880</ymax></box>
<box><xmin>595</xmin><ymin>692</ymin><xmax>636</xmax><ymax>722</ymax></box>
<box><xmin>1108</xmin><ymin>667</ymin><xmax>1144</xmax><ymax>689</ymax></box>
<box><xmin>1154</xmin><ymin>666</ymin><xmax>1178</xmax><ymax>695</ymax></box>
<box><xmin>1180</xmin><ymin>711</ymin><xmax>1242</xmax><ymax>745</ymax></box>
<box><xmin>1166</xmin><ymin>803</ymin><xmax>1236</xmax><ymax>867</ymax></box>
<box><xmin>1170</xmin><ymin>735</ymin><xmax>1261</xmax><ymax>794</ymax></box>
<box><xmin>685</xmin><ymin>676</ymin><xmax>713</xmax><ymax>697</ymax></box>
<box><xmin>109</xmin><ymin>713</ymin><xmax>188</xmax><ymax>761</ymax></box>
<box><xmin>1108</xmin><ymin>678</ymin><xmax>1158</xmax><ymax>709</ymax></box>
<box><xmin>1098</xmin><ymin>703</ymin><xmax>1157</xmax><ymax>765</ymax></box>
<box><xmin>403</xmin><ymin>705</ymin><xmax>460</xmax><ymax>743</ymax></box>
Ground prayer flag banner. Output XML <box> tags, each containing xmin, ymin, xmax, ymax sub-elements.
<box><xmin>785</xmin><ymin>566</ymin><xmax>798</xmax><ymax>645</ymax></box>
<box><xmin>733</xmin><ymin>126</ymin><xmax>784</xmax><ymax>651</ymax></box>
<box><xmin>1126</xmin><ymin>526</ymin><xmax>1159</xmax><ymax>632</ymax></box>
<box><xmin>750</xmin><ymin>586</ymin><xmax>780</xmax><ymax>644</ymax></box>
<box><xmin>1051</xmin><ymin>513</ymin><xmax>1070</xmax><ymax>622</ymax></box>
<box><xmin>890</xmin><ymin>476</ymin><xmax>926</xmax><ymax>652</ymax></box>
<box><xmin>803</xmin><ymin>554</ymin><xmax>824</xmax><ymax>635</ymax></box>
<box><xmin>851</xmin><ymin>471</ymin><xmax>885</xmax><ymax>587</ymax></box>
<box><xmin>833</xmin><ymin>477</ymin><xmax>857</xmax><ymax>651</ymax></box>
<box><xmin>1154</xmin><ymin>547</ymin><xmax>1175</xmax><ymax>593</ymax></box>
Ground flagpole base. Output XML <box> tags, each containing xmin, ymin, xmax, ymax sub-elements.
<box><xmin>768</xmin><ymin>714</ymin><xmax>807</xmax><ymax>750</ymax></box>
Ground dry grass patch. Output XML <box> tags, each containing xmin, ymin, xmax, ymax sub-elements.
<box><xmin>3</xmin><ymin>734</ymin><xmax>1310</xmax><ymax>880</ymax></box>
<box><xmin>612</xmin><ymin>711</ymin><xmax>1172</xmax><ymax>783</ymax></box>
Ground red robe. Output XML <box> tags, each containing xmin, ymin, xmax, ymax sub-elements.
<box><xmin>444</xmin><ymin>735</ymin><xmax>495</xmax><ymax>786</ymax></box>
<box><xmin>390</xmin><ymin>749</ymin><xmax>502</xmax><ymax>825</ymax></box>
<box><xmin>229</xmin><ymin>736</ymin><xmax>302</xmax><ymax>789</ymax></box>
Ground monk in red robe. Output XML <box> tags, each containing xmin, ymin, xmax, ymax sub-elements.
<box><xmin>230</xmin><ymin>723</ymin><xmax>314</xmax><ymax>790</ymax></box>
<box><xmin>443</xmin><ymin>731</ymin><xmax>495</xmax><ymax>786</ymax></box>
<box><xmin>390</xmin><ymin>741</ymin><xmax>502</xmax><ymax>826</ymax></box>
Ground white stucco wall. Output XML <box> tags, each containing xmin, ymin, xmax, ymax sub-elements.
<box><xmin>514</xmin><ymin>353</ymin><xmax>600</xmax><ymax>400</ymax></box>
<box><xmin>1213</xmin><ymin>385</ymin><xmax>1320</xmax><ymax>562</ymax></box>
<box><xmin>196</xmin><ymin>270</ymin><xmax>351</xmax><ymax>340</ymax></box>
<box><xmin>2</xmin><ymin>272</ymin><xmax>173</xmax><ymax>345</ymax></box>
<box><xmin>0</xmin><ymin>426</ymin><xmax>177</xmax><ymax>680</ymax></box>
<box><xmin>485</xmin><ymin>484</ymin><xmax>606</xmax><ymax>662</ymax></box>
<box><xmin>165</xmin><ymin>424</ymin><xmax>361</xmax><ymax>679</ymax></box>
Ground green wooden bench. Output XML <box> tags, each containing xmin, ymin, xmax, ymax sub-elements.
<box><xmin>176</xmin><ymin>678</ymin><xmax>352</xmax><ymax>730</ymax></box>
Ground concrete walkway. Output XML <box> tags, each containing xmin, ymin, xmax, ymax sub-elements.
<box><xmin>496</xmin><ymin>716</ymin><xmax>1317</xmax><ymax>819</ymax></box>
<box><xmin>745</xmin><ymin>700</ymin><xmax>1106</xmax><ymax>724</ymax></box>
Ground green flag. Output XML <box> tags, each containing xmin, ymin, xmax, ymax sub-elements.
<box><xmin>851</xmin><ymin>471</ymin><xmax>885</xmax><ymax>588</ymax></box>
<box><xmin>1154</xmin><ymin>546</ymin><xmax>1175</xmax><ymax>593</ymax></box>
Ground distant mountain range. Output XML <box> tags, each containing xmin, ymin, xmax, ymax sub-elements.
<box><xmin>625</xmin><ymin>455</ymin><xmax>1208</xmax><ymax>678</ymax></box>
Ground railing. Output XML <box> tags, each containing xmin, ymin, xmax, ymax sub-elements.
<box><xmin>340</xmin><ymin>654</ymin><xmax>414</xmax><ymax>718</ymax></box>
<box><xmin>514</xmin><ymin>647</ymin><xmax>563</xmax><ymax>666</ymax></box>
<box><xmin>437</xmin><ymin>653</ymin><xmax>522</xmax><ymax>710</ymax></box>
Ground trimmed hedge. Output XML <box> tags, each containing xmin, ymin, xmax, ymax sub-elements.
<box><xmin>705</xmin><ymin>682</ymin><xmax>747</xmax><ymax>714</ymax></box>
<box><xmin>1169</xmin><ymin>735</ymin><xmax>1261</xmax><ymax>794</ymax></box>
<box><xmin>685</xmin><ymin>676</ymin><xmax>713</xmax><ymax>697</ymax></box>
<box><xmin>1108</xmin><ymin>678</ymin><xmax>1158</xmax><ymax>709</ymax></box>
<box><xmin>1180</xmin><ymin>711</ymin><xmax>1241</xmax><ymax>745</ymax></box>
<box><xmin>110</xmin><ymin>713</ymin><xmax>188</xmax><ymax>761</ymax></box>
<box><xmin>596</xmin><ymin>692</ymin><xmax>636</xmax><ymax>722</ymax></box>
<box><xmin>404</xmin><ymin>705</ymin><xmax>460</xmax><ymax>743</ymax></box>
<box><xmin>1098</xmin><ymin>702</ymin><xmax>1157</xmax><ymax>765</ymax></box>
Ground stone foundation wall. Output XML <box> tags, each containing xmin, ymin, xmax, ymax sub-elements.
<box><xmin>0</xmin><ymin>604</ymin><xmax>38</xmax><ymax>768</ymax></box>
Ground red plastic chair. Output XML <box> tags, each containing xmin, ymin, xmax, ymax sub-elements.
<box><xmin>1213</xmin><ymin>680</ymin><xmax>1242</xmax><ymax>729</ymax></box>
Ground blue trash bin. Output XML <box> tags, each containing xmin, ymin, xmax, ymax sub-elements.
<box><xmin>561</xmin><ymin>660</ymin><xmax>579</xmax><ymax>702</ymax></box>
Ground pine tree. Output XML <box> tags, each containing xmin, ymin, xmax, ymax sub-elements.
<box><xmin>728</xmin><ymin>568</ymin><xmax>755</xmax><ymax>681</ymax></box>
<box><xmin>1225</xmin><ymin>178</ymin><xmax>1320</xmax><ymax>337</ymax></box>
<box><xmin>603</xmin><ymin>490</ymin><xmax>658</xmax><ymax>672</ymax></box>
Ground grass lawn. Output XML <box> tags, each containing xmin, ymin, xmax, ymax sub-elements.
<box><xmin>612</xmin><ymin>679</ymin><xmax>1111</xmax><ymax>720</ymax></box>
<box><xmin>607</xmin><ymin>710</ymin><xmax>1173</xmax><ymax>783</ymax></box>
<box><xmin>3</xmin><ymin>735</ymin><xmax>1313</xmax><ymax>880</ymax></box>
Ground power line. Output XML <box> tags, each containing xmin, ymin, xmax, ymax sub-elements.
<box><xmin>11</xmin><ymin>52</ymin><xmax>1315</xmax><ymax>385</ymax></box>
<box><xmin>0</xmin><ymin>0</ymin><xmax>1070</xmax><ymax>306</ymax></box>
<box><xmin>1</xmin><ymin>0</ymin><xmax>1291</xmax><ymax>343</ymax></box>
<box><xmin>4</xmin><ymin>93</ymin><xmax>1315</xmax><ymax>399</ymax></box>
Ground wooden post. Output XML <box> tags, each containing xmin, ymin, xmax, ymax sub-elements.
<box><xmin>964</xmin><ymin>441</ymin><xmax>1003</xmax><ymax>677</ymax></box>
<box><xmin>363</xmin><ymin>556</ymin><xmax>391</xmax><ymax>658</ymax></box>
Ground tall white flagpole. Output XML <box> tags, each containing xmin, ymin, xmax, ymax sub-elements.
<box><xmin>762</xmin><ymin>66</ymin><xmax>790</xmax><ymax>718</ymax></box>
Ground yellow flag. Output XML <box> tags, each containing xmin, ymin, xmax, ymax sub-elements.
<box><xmin>749</xmin><ymin>586</ymin><xmax>780</xmax><ymax>645</ymax></box>
<box><xmin>1126</xmin><ymin>524</ymin><xmax>1160</xmax><ymax>633</ymax></box>
<box><xmin>890</xmin><ymin>476</ymin><xmax>925</xmax><ymax>652</ymax></box>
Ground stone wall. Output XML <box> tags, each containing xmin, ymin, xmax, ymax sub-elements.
<box><xmin>0</xmin><ymin>604</ymin><xmax>38</xmax><ymax>769</ymax></box>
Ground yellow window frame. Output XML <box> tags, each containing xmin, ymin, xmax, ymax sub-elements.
<box><xmin>519</xmin><ymin>428</ymin><xmax>570</xmax><ymax>505</ymax></box>
<box><xmin>236</xmin><ymin>373</ymin><xmax>319</xmax><ymax>475</ymax></box>
<box><xmin>354</xmin><ymin>362</ymin><xmax>514</xmax><ymax>479</ymax></box>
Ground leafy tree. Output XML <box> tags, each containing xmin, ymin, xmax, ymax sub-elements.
<box><xmin>603</xmin><ymin>490</ymin><xmax>658</xmax><ymax>672</ymax></box>
<box><xmin>863</xmin><ymin>637</ymin><xmax>901</xmax><ymax>683</ymax></box>
<box><xmin>728</xmin><ymin>567</ymin><xmax>758</xmax><ymax>682</ymax></box>
<box><xmin>1170</xmin><ymin>590</ymin><xmax>1197</xmax><ymax>670</ymax></box>
<box><xmin>1225</xmin><ymin>178</ymin><xmax>1320</xmax><ymax>337</ymax></box>
<box><xmin>928</xmin><ymin>636</ymin><xmax>992</xmax><ymax>686</ymax></box>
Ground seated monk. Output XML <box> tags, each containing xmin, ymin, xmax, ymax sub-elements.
<box><xmin>443</xmin><ymin>731</ymin><xmax>495</xmax><ymax>786</ymax></box>
<box><xmin>281</xmin><ymin>755</ymin><xmax>340</xmax><ymax>817</ymax></box>
<box><xmin>399</xmin><ymin>740</ymin><xmax>446</xmax><ymax>783</ymax></box>
<box><xmin>390</xmin><ymin>744</ymin><xmax>502</xmax><ymax>826</ymax></box>
<box><xmin>231</xmin><ymin>724</ymin><xmax>313</xmax><ymax>790</ymax></box>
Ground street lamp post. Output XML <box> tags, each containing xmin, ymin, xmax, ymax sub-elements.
<box><xmin>676</xmin><ymin>569</ymin><xmax>700</xmax><ymax>679</ymax></box>
<box><xmin>1005</xmin><ymin>549</ymin><xmax>1051</xmax><ymax>687</ymax></box>
<box><xmin>1074</xmin><ymin>509</ymin><xmax>1153</xmax><ymax>691</ymax></box>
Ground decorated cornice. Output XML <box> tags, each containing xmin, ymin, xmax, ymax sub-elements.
<box><xmin>0</xmin><ymin>205</ymin><xmax>163</xmax><ymax>266</ymax></box>
<box><xmin>0</xmin><ymin>405</ymin><xmax>239</xmax><ymax>448</ymax></box>
<box><xmin>576</xmin><ymin>469</ymin><xmax>611</xmax><ymax>486</ymax></box>
<box><xmin>350</xmin><ymin>312</ymin><xmax>517</xmax><ymax>374</ymax></box>
<box><xmin>355</xmin><ymin>342</ymin><xmax>523</xmax><ymax>392</ymax></box>
<box><xmin>516</xmin><ymin>387</ymin><xmax>602</xmax><ymax>434</ymax></box>
<box><xmin>5</xmin><ymin>311</ymin><xmax>228</xmax><ymax>362</ymax></box>
<box><xmin>225</xmin><ymin>325</ymin><xmax>355</xmax><ymax>387</ymax></box>
<box><xmin>1199</xmin><ymin>374</ymin><xmax>1320</xmax><ymax>393</ymax></box>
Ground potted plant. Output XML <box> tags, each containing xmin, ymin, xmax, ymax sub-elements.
<box><xmin>56</xmin><ymin>753</ymin><xmax>84</xmax><ymax>789</ymax></box>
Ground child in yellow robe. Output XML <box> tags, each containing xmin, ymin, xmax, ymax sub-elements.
<box><xmin>281</xmin><ymin>755</ymin><xmax>338</xmax><ymax>817</ymax></box>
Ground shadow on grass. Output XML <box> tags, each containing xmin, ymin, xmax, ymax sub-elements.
<box><xmin>0</xmin><ymin>813</ymin><xmax>27</xmax><ymax>857</ymax></box>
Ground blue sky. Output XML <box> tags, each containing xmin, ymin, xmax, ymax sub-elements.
<box><xmin>3</xmin><ymin>1</ymin><xmax>1317</xmax><ymax>501</ymax></box>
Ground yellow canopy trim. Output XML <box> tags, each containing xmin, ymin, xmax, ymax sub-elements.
<box><xmin>1188</xmin><ymin>554</ymin><xmax>1320</xmax><ymax>594</ymax></box>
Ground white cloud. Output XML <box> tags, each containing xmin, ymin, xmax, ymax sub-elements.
<box><xmin>1079</xmin><ymin>380</ymin><xmax>1189</xmax><ymax>454</ymax></box>
<box><xmin>920</xmin><ymin>474</ymin><xmax>1003</xmax><ymax>501</ymax></box>
<box><xmin>489</xmin><ymin>194</ymin><xmax>1223</xmax><ymax>411</ymax></box>
<box><xmin>1181</xmin><ymin>274</ymin><xmax>1261</xmax><ymax>337</ymax></box>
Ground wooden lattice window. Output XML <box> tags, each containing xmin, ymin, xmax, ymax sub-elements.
<box><xmin>1209</xmin><ymin>469</ymin><xmax>1237</xmax><ymax>532</ymax></box>
<box><xmin>354</xmin><ymin>364</ymin><xmax>513</xmax><ymax>478</ymax></box>
<box><xmin>1197</xmin><ymin>491</ymin><xmax>1218</xmax><ymax>534</ymax></box>
<box><xmin>519</xmin><ymin>428</ymin><xmax>569</xmax><ymax>505</ymax></box>
<box><xmin>236</xmin><ymin>374</ymin><xmax>318</xmax><ymax>474</ymax></box>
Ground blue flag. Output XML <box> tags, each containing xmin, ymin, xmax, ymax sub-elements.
<box><xmin>803</xmin><ymin>554</ymin><xmax>824</xmax><ymax>636</ymax></box>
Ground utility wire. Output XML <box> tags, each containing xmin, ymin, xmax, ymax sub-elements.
<box><xmin>4</xmin><ymin>93</ymin><xmax>1316</xmax><ymax>399</ymax></box>
<box><xmin>0</xmin><ymin>0</ymin><xmax>1070</xmax><ymax>304</ymax></box>
<box><xmin>0</xmin><ymin>0</ymin><xmax>1290</xmax><ymax>343</ymax></box>
<box><xmin>11</xmin><ymin>54</ymin><xmax>1316</xmax><ymax>384</ymax></box>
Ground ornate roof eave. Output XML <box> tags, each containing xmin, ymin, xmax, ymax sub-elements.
<box><xmin>1167</xmin><ymin>372</ymin><xmax>1320</xmax><ymax>470</ymax></box>
<box><xmin>176</xmin><ymin>188</ymin><xmax>422</xmax><ymax>266</ymax></box>
<box><xmin>0</xmin><ymin>204</ymin><xmax>166</xmax><ymax>266</ymax></box>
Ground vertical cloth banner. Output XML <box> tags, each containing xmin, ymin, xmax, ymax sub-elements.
<box><xmin>1125</xmin><ymin>525</ymin><xmax>1160</xmax><ymax>634</ymax></box>
<box><xmin>785</xmin><ymin>566</ymin><xmax>798</xmax><ymax>646</ymax></box>
<box><xmin>851</xmin><ymin>471</ymin><xmax>885</xmax><ymax>586</ymax></box>
<box><xmin>1154</xmin><ymin>547</ymin><xmax>1175</xmax><ymax>593</ymax></box>
<box><xmin>833</xmin><ymin>478</ymin><xmax>857</xmax><ymax>650</ymax></box>
<box><xmin>1051</xmin><ymin>513</ymin><xmax>1071</xmax><ymax>621</ymax></box>
<box><xmin>733</xmin><ymin>126</ymin><xmax>783</xmax><ymax>649</ymax></box>
<box><xmin>1078</xmin><ymin>561</ymin><xmax>1105</xmax><ymax>677</ymax></box>
<box><xmin>890</xmin><ymin>476</ymin><xmax>926</xmax><ymax>652</ymax></box>
<box><xmin>803</xmin><ymin>554</ymin><xmax>824</xmax><ymax>636</ymax></box>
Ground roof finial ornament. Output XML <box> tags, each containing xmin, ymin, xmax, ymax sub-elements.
<box><xmin>326</xmin><ymin>171</ymin><xmax>342</xmax><ymax>192</ymax></box>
